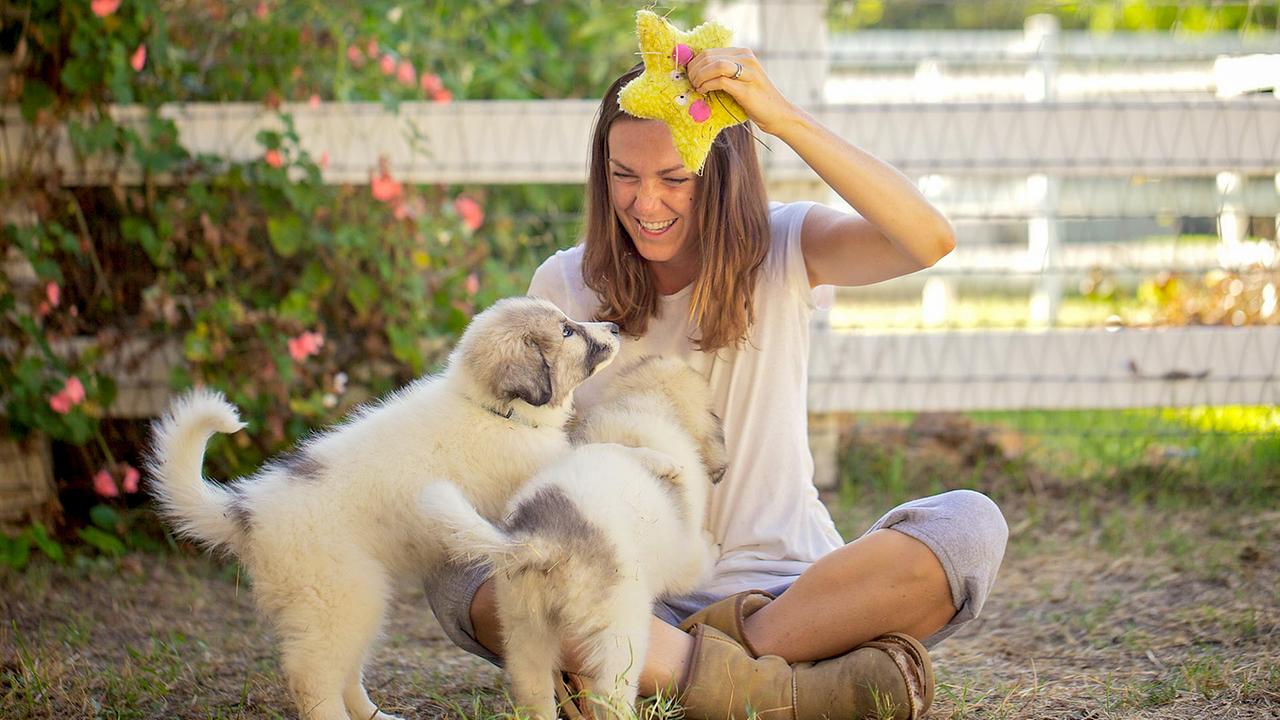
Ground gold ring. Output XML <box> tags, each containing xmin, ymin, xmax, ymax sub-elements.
<box><xmin>732</xmin><ymin>62</ymin><xmax>743</xmax><ymax>80</ymax></box>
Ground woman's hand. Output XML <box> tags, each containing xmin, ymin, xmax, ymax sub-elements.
<box><xmin>685</xmin><ymin>48</ymin><xmax>800</xmax><ymax>136</ymax></box>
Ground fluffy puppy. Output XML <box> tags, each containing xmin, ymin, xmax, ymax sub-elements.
<box><xmin>146</xmin><ymin>296</ymin><xmax>620</xmax><ymax>720</ymax></box>
<box><xmin>421</xmin><ymin>357</ymin><xmax>726</xmax><ymax>719</ymax></box>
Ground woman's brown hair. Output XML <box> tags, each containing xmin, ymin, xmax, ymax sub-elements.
<box><xmin>580</xmin><ymin>64</ymin><xmax>771</xmax><ymax>352</ymax></box>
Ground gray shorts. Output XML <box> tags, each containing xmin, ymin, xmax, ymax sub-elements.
<box><xmin>424</xmin><ymin>489</ymin><xmax>1007</xmax><ymax>665</ymax></box>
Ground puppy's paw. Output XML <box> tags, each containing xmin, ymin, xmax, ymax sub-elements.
<box><xmin>617</xmin><ymin>445</ymin><xmax>684</xmax><ymax>484</ymax></box>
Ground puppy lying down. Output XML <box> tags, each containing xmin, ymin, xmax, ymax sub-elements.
<box><xmin>147</xmin><ymin>297</ymin><xmax>619</xmax><ymax>720</ymax></box>
<box><xmin>422</xmin><ymin>356</ymin><xmax>726</xmax><ymax>719</ymax></box>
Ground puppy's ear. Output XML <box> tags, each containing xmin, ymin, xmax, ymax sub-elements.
<box><xmin>708</xmin><ymin>463</ymin><xmax>728</xmax><ymax>484</ymax></box>
<box><xmin>500</xmin><ymin>337</ymin><xmax>554</xmax><ymax>406</ymax></box>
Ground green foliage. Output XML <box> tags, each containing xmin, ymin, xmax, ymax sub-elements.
<box><xmin>0</xmin><ymin>522</ymin><xmax>64</xmax><ymax>570</ymax></box>
<box><xmin>2</xmin><ymin>0</ymin><xmax>700</xmax><ymax>537</ymax></box>
<box><xmin>828</xmin><ymin>0</ymin><xmax>1277</xmax><ymax>32</ymax></box>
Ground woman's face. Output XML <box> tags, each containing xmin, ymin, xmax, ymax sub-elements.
<box><xmin>607</xmin><ymin>119</ymin><xmax>699</xmax><ymax>287</ymax></box>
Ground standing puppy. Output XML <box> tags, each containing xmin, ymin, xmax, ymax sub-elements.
<box><xmin>147</xmin><ymin>297</ymin><xmax>619</xmax><ymax>720</ymax></box>
<box><xmin>422</xmin><ymin>357</ymin><xmax>725</xmax><ymax>719</ymax></box>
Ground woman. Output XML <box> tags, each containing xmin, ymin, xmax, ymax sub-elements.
<box><xmin>428</xmin><ymin>51</ymin><xmax>1008</xmax><ymax>720</ymax></box>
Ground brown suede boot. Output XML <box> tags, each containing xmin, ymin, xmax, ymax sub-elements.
<box><xmin>553</xmin><ymin>672</ymin><xmax>590</xmax><ymax>719</ymax></box>
<box><xmin>677</xmin><ymin>590</ymin><xmax>775</xmax><ymax>655</ymax></box>
<box><xmin>678</xmin><ymin>625</ymin><xmax>934</xmax><ymax>720</ymax></box>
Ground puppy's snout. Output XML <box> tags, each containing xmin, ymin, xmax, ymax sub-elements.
<box><xmin>581</xmin><ymin>320</ymin><xmax>621</xmax><ymax>376</ymax></box>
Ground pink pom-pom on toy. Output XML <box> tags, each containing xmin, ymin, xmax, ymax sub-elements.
<box><xmin>673</xmin><ymin>44</ymin><xmax>694</xmax><ymax>66</ymax></box>
<box><xmin>689</xmin><ymin>99</ymin><xmax>711</xmax><ymax>123</ymax></box>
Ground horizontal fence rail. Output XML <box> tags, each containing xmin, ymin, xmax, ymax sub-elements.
<box><xmin>807</xmin><ymin>325</ymin><xmax>1280</xmax><ymax>414</ymax></box>
<box><xmin>4</xmin><ymin>97</ymin><xmax>1279</xmax><ymax>186</ymax></box>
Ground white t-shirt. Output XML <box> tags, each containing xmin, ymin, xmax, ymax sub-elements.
<box><xmin>528</xmin><ymin>201</ymin><xmax>845</xmax><ymax>596</ymax></box>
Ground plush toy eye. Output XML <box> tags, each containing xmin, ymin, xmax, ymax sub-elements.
<box><xmin>562</xmin><ymin>324</ymin><xmax>575</xmax><ymax>338</ymax></box>
<box><xmin>670</xmin><ymin>70</ymin><xmax>685</xmax><ymax>82</ymax></box>
<box><xmin>674</xmin><ymin>94</ymin><xmax>688</xmax><ymax>106</ymax></box>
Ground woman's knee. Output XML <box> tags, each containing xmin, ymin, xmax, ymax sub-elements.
<box><xmin>944</xmin><ymin>489</ymin><xmax>1008</xmax><ymax>551</ymax></box>
<box><xmin>872</xmin><ymin>489</ymin><xmax>1008</xmax><ymax>618</ymax></box>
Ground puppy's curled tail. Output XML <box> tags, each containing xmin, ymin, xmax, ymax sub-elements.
<box><xmin>146</xmin><ymin>389</ymin><xmax>247</xmax><ymax>554</ymax></box>
<box><xmin>419</xmin><ymin>481</ymin><xmax>513</xmax><ymax>565</ymax></box>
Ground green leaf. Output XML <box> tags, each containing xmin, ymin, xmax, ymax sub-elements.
<box><xmin>278</xmin><ymin>289</ymin><xmax>317</xmax><ymax>325</ymax></box>
<box><xmin>62</xmin><ymin>56</ymin><xmax>104</xmax><ymax>95</ymax></box>
<box><xmin>107</xmin><ymin>44</ymin><xmax>134</xmax><ymax>105</ymax></box>
<box><xmin>20</xmin><ymin>80</ymin><xmax>56</xmax><ymax>123</ymax></box>
<box><xmin>90</xmin><ymin>504</ymin><xmax>121</xmax><ymax>532</ymax></box>
<box><xmin>29</xmin><ymin>522</ymin><xmax>64</xmax><ymax>563</ymax></box>
<box><xmin>77</xmin><ymin>526</ymin><xmax>126</xmax><ymax>557</ymax></box>
<box><xmin>345</xmin><ymin>274</ymin><xmax>378</xmax><ymax>316</ymax></box>
<box><xmin>2</xmin><ymin>535</ymin><xmax>31</xmax><ymax>570</ymax></box>
<box><xmin>97</xmin><ymin>375</ymin><xmax>118</xmax><ymax>409</ymax></box>
<box><xmin>299</xmin><ymin>261</ymin><xmax>333</xmax><ymax>296</ymax></box>
<box><xmin>387</xmin><ymin>324</ymin><xmax>424</xmax><ymax>375</ymax></box>
<box><xmin>122</xmin><ymin>217</ymin><xmax>166</xmax><ymax>266</ymax></box>
<box><xmin>268</xmin><ymin>215</ymin><xmax>305</xmax><ymax>257</ymax></box>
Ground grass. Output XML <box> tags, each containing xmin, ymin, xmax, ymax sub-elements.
<box><xmin>3</xmin><ymin>408</ymin><xmax>1278</xmax><ymax>719</ymax></box>
<box><xmin>831</xmin><ymin>405</ymin><xmax>1278</xmax><ymax>719</ymax></box>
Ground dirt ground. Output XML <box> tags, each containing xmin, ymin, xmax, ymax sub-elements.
<box><xmin>3</xmin><ymin>420</ymin><xmax>1278</xmax><ymax>719</ymax></box>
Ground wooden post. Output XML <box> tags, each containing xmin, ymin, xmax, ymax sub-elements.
<box><xmin>1025</xmin><ymin>15</ymin><xmax>1063</xmax><ymax>327</ymax></box>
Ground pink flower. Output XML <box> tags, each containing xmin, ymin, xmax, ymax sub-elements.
<box><xmin>64</xmin><ymin>376</ymin><xmax>86</xmax><ymax>404</ymax></box>
<box><xmin>121</xmin><ymin>464</ymin><xmax>141</xmax><ymax>494</ymax></box>
<box><xmin>308</xmin><ymin>94</ymin><xmax>321</xmax><ymax>109</ymax></box>
<box><xmin>396</xmin><ymin>60</ymin><xmax>417</xmax><ymax>87</ymax></box>
<box><xmin>130</xmin><ymin>44</ymin><xmax>146</xmax><ymax>72</ymax></box>
<box><xmin>465</xmin><ymin>273</ymin><xmax>480</xmax><ymax>296</ymax></box>
<box><xmin>420</xmin><ymin>73</ymin><xmax>443</xmax><ymax>94</ymax></box>
<box><xmin>318</xmin><ymin>151</ymin><xmax>329</xmax><ymax>170</ymax></box>
<box><xmin>454</xmin><ymin>196</ymin><xmax>484</xmax><ymax>231</ymax></box>
<box><xmin>35</xmin><ymin>301</ymin><xmax>51</xmax><ymax>319</ymax></box>
<box><xmin>346</xmin><ymin>45</ymin><xmax>365</xmax><ymax>66</ymax></box>
<box><xmin>93</xmin><ymin>469</ymin><xmax>119</xmax><ymax>498</ymax></box>
<box><xmin>46</xmin><ymin>281</ymin><xmax>61</xmax><ymax>307</ymax></box>
<box><xmin>379</xmin><ymin>54</ymin><xmax>396</xmax><ymax>76</ymax></box>
<box><xmin>432</xmin><ymin>88</ymin><xmax>453</xmax><ymax>104</ymax></box>
<box><xmin>49</xmin><ymin>376</ymin><xmax>87</xmax><ymax>414</ymax></box>
<box><xmin>366</xmin><ymin>39</ymin><xmax>379</xmax><ymax>56</ymax></box>
<box><xmin>255</xmin><ymin>1</ymin><xmax>269</xmax><ymax>19</ymax></box>
<box><xmin>91</xmin><ymin>0</ymin><xmax>121</xmax><ymax>17</ymax></box>
<box><xmin>264</xmin><ymin>149</ymin><xmax>283</xmax><ymax>168</ymax></box>
<box><xmin>288</xmin><ymin>330</ymin><xmax>324</xmax><ymax>362</ymax></box>
<box><xmin>370</xmin><ymin>169</ymin><xmax>403</xmax><ymax>204</ymax></box>
<box><xmin>49</xmin><ymin>392</ymin><xmax>73</xmax><ymax>414</ymax></box>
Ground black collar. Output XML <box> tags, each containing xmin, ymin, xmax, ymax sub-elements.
<box><xmin>475</xmin><ymin>398</ymin><xmax>538</xmax><ymax>428</ymax></box>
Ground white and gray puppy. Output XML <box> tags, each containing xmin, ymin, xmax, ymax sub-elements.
<box><xmin>421</xmin><ymin>356</ymin><xmax>726</xmax><ymax>719</ymax></box>
<box><xmin>146</xmin><ymin>296</ymin><xmax>619</xmax><ymax>720</ymax></box>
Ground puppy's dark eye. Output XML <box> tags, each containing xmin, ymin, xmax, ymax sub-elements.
<box><xmin>562</xmin><ymin>324</ymin><xmax>575</xmax><ymax>338</ymax></box>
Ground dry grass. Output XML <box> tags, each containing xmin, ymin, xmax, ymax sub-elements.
<box><xmin>3</xmin><ymin>415</ymin><xmax>1278</xmax><ymax>719</ymax></box>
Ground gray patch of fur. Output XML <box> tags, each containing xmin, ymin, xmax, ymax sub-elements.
<box><xmin>503</xmin><ymin>486</ymin><xmax>617</xmax><ymax>588</ymax></box>
<box><xmin>226</xmin><ymin>490</ymin><xmax>253</xmax><ymax>536</ymax></box>
<box><xmin>273</xmin><ymin>450</ymin><xmax>325</xmax><ymax>483</ymax></box>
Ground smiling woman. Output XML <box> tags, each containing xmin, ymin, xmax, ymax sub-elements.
<box><xmin>585</xmin><ymin>72</ymin><xmax>772</xmax><ymax>351</ymax></box>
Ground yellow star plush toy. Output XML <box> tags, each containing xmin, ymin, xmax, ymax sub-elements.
<box><xmin>618</xmin><ymin>9</ymin><xmax>747</xmax><ymax>174</ymax></box>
